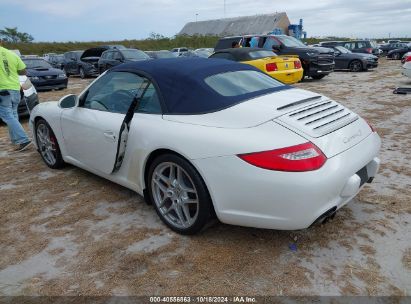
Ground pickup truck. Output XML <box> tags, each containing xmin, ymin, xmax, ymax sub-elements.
<box><xmin>215</xmin><ymin>35</ymin><xmax>335</xmax><ymax>80</ymax></box>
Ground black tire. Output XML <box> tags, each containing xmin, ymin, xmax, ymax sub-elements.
<box><xmin>393</xmin><ymin>53</ymin><xmax>400</xmax><ymax>60</ymax></box>
<box><xmin>35</xmin><ymin>119</ymin><xmax>65</xmax><ymax>169</ymax></box>
<box><xmin>311</xmin><ymin>74</ymin><xmax>326</xmax><ymax>80</ymax></box>
<box><xmin>349</xmin><ymin>60</ymin><xmax>363</xmax><ymax>72</ymax></box>
<box><xmin>63</xmin><ymin>67</ymin><xmax>70</xmax><ymax>77</ymax></box>
<box><xmin>79</xmin><ymin>67</ymin><xmax>86</xmax><ymax>79</ymax></box>
<box><xmin>147</xmin><ymin>153</ymin><xmax>212</xmax><ymax>235</ymax></box>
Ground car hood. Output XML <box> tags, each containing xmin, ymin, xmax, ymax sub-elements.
<box><xmin>81</xmin><ymin>47</ymin><xmax>109</xmax><ymax>60</ymax></box>
<box><xmin>27</xmin><ymin>67</ymin><xmax>63</xmax><ymax>76</ymax></box>
<box><xmin>163</xmin><ymin>88</ymin><xmax>326</xmax><ymax>129</ymax></box>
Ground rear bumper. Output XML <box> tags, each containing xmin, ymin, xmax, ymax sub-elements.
<box><xmin>306</xmin><ymin>61</ymin><xmax>335</xmax><ymax>76</ymax></box>
<box><xmin>193</xmin><ymin>131</ymin><xmax>381</xmax><ymax>230</ymax></box>
<box><xmin>268</xmin><ymin>69</ymin><xmax>304</xmax><ymax>84</ymax></box>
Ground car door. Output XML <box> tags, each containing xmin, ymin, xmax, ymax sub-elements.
<box><xmin>64</xmin><ymin>53</ymin><xmax>72</xmax><ymax>73</ymax></box>
<box><xmin>70</xmin><ymin>53</ymin><xmax>78</xmax><ymax>74</ymax></box>
<box><xmin>60</xmin><ymin>71</ymin><xmax>151</xmax><ymax>174</ymax></box>
<box><xmin>356</xmin><ymin>41</ymin><xmax>367</xmax><ymax>53</ymax></box>
<box><xmin>333</xmin><ymin>48</ymin><xmax>345</xmax><ymax>69</ymax></box>
<box><xmin>66</xmin><ymin>53</ymin><xmax>75</xmax><ymax>74</ymax></box>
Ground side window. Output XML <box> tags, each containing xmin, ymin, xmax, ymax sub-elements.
<box><xmin>357</xmin><ymin>42</ymin><xmax>367</xmax><ymax>48</ymax></box>
<box><xmin>113</xmin><ymin>51</ymin><xmax>122</xmax><ymax>60</ymax></box>
<box><xmin>263</xmin><ymin>37</ymin><xmax>281</xmax><ymax>50</ymax></box>
<box><xmin>81</xmin><ymin>72</ymin><xmax>161</xmax><ymax>114</ymax></box>
<box><xmin>210</xmin><ymin>52</ymin><xmax>236</xmax><ymax>61</ymax></box>
<box><xmin>135</xmin><ymin>83</ymin><xmax>162</xmax><ymax>114</ymax></box>
<box><xmin>344</xmin><ymin>42</ymin><xmax>354</xmax><ymax>50</ymax></box>
<box><xmin>244</xmin><ymin>38</ymin><xmax>252</xmax><ymax>47</ymax></box>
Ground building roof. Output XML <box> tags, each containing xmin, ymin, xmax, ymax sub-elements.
<box><xmin>179</xmin><ymin>12</ymin><xmax>290</xmax><ymax>36</ymax></box>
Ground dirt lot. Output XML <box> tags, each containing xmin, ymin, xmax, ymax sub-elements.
<box><xmin>0</xmin><ymin>58</ymin><xmax>410</xmax><ymax>296</ymax></box>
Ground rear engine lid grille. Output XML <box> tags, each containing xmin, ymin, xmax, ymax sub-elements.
<box><xmin>276</xmin><ymin>99</ymin><xmax>358</xmax><ymax>138</ymax></box>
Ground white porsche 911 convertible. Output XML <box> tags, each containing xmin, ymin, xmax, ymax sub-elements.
<box><xmin>29</xmin><ymin>58</ymin><xmax>381</xmax><ymax>234</ymax></box>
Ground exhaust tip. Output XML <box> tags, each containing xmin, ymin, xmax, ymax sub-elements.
<box><xmin>311</xmin><ymin>206</ymin><xmax>337</xmax><ymax>227</ymax></box>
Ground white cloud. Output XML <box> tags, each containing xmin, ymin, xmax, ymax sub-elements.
<box><xmin>2</xmin><ymin>0</ymin><xmax>411</xmax><ymax>40</ymax></box>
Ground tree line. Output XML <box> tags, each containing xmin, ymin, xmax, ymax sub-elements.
<box><xmin>1</xmin><ymin>27</ymin><xmax>408</xmax><ymax>55</ymax></box>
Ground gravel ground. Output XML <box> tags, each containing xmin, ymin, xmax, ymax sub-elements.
<box><xmin>0</xmin><ymin>58</ymin><xmax>410</xmax><ymax>296</ymax></box>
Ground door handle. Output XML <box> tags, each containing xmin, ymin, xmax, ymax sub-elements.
<box><xmin>103</xmin><ymin>131</ymin><xmax>116</xmax><ymax>141</ymax></box>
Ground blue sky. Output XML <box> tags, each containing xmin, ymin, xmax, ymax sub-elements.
<box><xmin>1</xmin><ymin>0</ymin><xmax>410</xmax><ymax>42</ymax></box>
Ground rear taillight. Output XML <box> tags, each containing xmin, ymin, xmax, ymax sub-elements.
<box><xmin>238</xmin><ymin>142</ymin><xmax>327</xmax><ymax>172</ymax></box>
<box><xmin>294</xmin><ymin>60</ymin><xmax>302</xmax><ymax>69</ymax></box>
<box><xmin>406</xmin><ymin>56</ymin><xmax>411</xmax><ymax>62</ymax></box>
<box><xmin>366</xmin><ymin>48</ymin><xmax>373</xmax><ymax>54</ymax></box>
<box><xmin>266</xmin><ymin>63</ymin><xmax>278</xmax><ymax>72</ymax></box>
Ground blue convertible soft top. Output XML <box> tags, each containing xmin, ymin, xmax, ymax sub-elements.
<box><xmin>111</xmin><ymin>57</ymin><xmax>290</xmax><ymax>114</ymax></box>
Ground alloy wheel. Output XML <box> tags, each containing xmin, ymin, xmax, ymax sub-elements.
<box><xmin>350</xmin><ymin>61</ymin><xmax>362</xmax><ymax>72</ymax></box>
<box><xmin>151</xmin><ymin>162</ymin><xmax>200</xmax><ymax>229</ymax></box>
<box><xmin>36</xmin><ymin>123</ymin><xmax>57</xmax><ymax>166</ymax></box>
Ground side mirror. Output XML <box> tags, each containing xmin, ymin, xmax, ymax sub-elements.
<box><xmin>59</xmin><ymin>94</ymin><xmax>77</xmax><ymax>109</ymax></box>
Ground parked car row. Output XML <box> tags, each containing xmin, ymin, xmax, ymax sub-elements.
<box><xmin>216</xmin><ymin>35</ymin><xmax>335</xmax><ymax>80</ymax></box>
<box><xmin>319</xmin><ymin>40</ymin><xmax>380</xmax><ymax>56</ymax></box>
<box><xmin>32</xmin><ymin>36</ymin><xmax>406</xmax><ymax>93</ymax></box>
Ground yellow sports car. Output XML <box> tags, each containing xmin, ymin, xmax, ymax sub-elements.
<box><xmin>209</xmin><ymin>48</ymin><xmax>303</xmax><ymax>84</ymax></box>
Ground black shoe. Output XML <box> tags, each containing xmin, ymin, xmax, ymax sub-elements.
<box><xmin>15</xmin><ymin>141</ymin><xmax>32</xmax><ymax>152</ymax></box>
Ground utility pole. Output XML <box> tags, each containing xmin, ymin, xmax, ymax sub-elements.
<box><xmin>196</xmin><ymin>13</ymin><xmax>198</xmax><ymax>22</ymax></box>
<box><xmin>224</xmin><ymin>0</ymin><xmax>226</xmax><ymax>18</ymax></box>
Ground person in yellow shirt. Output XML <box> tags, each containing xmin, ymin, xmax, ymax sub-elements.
<box><xmin>0</xmin><ymin>40</ymin><xmax>31</xmax><ymax>151</ymax></box>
